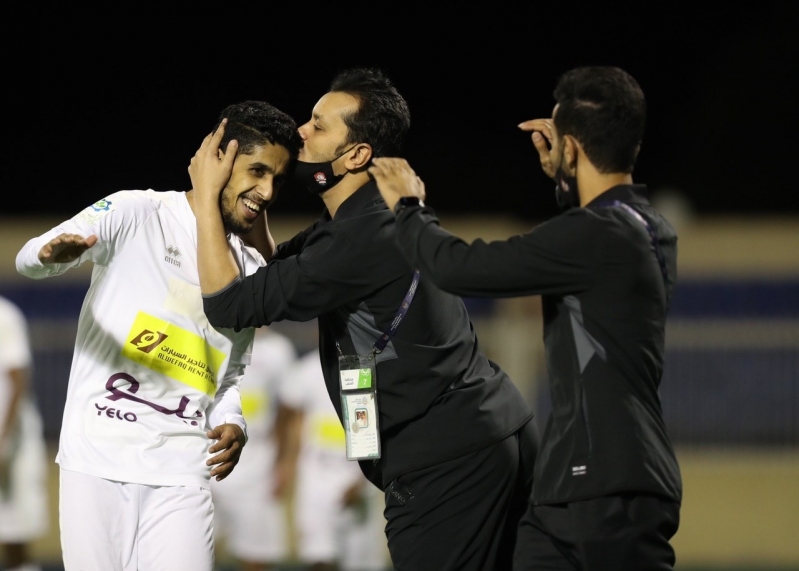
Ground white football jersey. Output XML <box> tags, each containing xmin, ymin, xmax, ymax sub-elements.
<box><xmin>278</xmin><ymin>349</ymin><xmax>355</xmax><ymax>469</ymax></box>
<box><xmin>0</xmin><ymin>295</ymin><xmax>36</xmax><ymax>432</ymax></box>
<box><xmin>213</xmin><ymin>327</ymin><xmax>297</xmax><ymax>487</ymax></box>
<box><xmin>16</xmin><ymin>190</ymin><xmax>264</xmax><ymax>489</ymax></box>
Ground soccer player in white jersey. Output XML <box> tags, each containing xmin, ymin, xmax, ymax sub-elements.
<box><xmin>280</xmin><ymin>347</ymin><xmax>391</xmax><ymax>571</ymax></box>
<box><xmin>0</xmin><ymin>295</ymin><xmax>49</xmax><ymax>571</ymax></box>
<box><xmin>210</xmin><ymin>326</ymin><xmax>299</xmax><ymax>571</ymax></box>
<box><xmin>15</xmin><ymin>102</ymin><xmax>302</xmax><ymax>571</ymax></box>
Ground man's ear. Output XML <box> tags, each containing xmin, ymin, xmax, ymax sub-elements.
<box><xmin>346</xmin><ymin>143</ymin><xmax>373</xmax><ymax>170</ymax></box>
<box><xmin>563</xmin><ymin>136</ymin><xmax>580</xmax><ymax>171</ymax></box>
<box><xmin>563</xmin><ymin>135</ymin><xmax>577</xmax><ymax>170</ymax></box>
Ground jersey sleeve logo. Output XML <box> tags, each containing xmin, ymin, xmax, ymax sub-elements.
<box><xmin>91</xmin><ymin>199</ymin><xmax>112</xmax><ymax>211</ymax></box>
<box><xmin>76</xmin><ymin>197</ymin><xmax>117</xmax><ymax>225</ymax></box>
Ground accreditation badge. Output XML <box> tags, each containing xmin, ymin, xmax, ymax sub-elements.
<box><xmin>338</xmin><ymin>352</ymin><xmax>381</xmax><ymax>461</ymax></box>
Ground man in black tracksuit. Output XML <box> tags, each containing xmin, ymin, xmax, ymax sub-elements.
<box><xmin>370</xmin><ymin>66</ymin><xmax>682</xmax><ymax>570</ymax></box>
<box><xmin>190</xmin><ymin>68</ymin><xmax>538</xmax><ymax>571</ymax></box>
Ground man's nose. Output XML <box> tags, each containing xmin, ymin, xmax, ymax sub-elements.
<box><xmin>254</xmin><ymin>180</ymin><xmax>274</xmax><ymax>202</ymax></box>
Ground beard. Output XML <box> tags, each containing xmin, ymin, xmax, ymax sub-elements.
<box><xmin>220</xmin><ymin>190</ymin><xmax>252</xmax><ymax>235</ymax></box>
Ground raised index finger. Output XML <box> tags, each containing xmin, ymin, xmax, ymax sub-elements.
<box><xmin>518</xmin><ymin>118</ymin><xmax>553</xmax><ymax>141</ymax></box>
<box><xmin>199</xmin><ymin>117</ymin><xmax>228</xmax><ymax>154</ymax></box>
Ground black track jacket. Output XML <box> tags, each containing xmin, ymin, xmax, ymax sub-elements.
<box><xmin>203</xmin><ymin>181</ymin><xmax>533</xmax><ymax>490</ymax></box>
<box><xmin>391</xmin><ymin>184</ymin><xmax>682</xmax><ymax>505</ymax></box>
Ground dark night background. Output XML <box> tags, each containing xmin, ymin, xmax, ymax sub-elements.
<box><xmin>3</xmin><ymin>4</ymin><xmax>798</xmax><ymax>223</ymax></box>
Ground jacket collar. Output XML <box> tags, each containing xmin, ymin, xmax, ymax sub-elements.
<box><xmin>585</xmin><ymin>184</ymin><xmax>650</xmax><ymax>209</ymax></box>
<box><xmin>325</xmin><ymin>180</ymin><xmax>387</xmax><ymax>221</ymax></box>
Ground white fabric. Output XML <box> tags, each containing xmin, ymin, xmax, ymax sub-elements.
<box><xmin>0</xmin><ymin>295</ymin><xmax>33</xmax><ymax>431</ymax></box>
<box><xmin>210</xmin><ymin>328</ymin><xmax>297</xmax><ymax>561</ymax></box>
<box><xmin>15</xmin><ymin>190</ymin><xmax>263</xmax><ymax>489</ymax></box>
<box><xmin>279</xmin><ymin>349</ymin><xmax>390</xmax><ymax>569</ymax></box>
<box><xmin>0</xmin><ymin>416</ymin><xmax>49</xmax><ymax>542</ymax></box>
<box><xmin>0</xmin><ymin>296</ymin><xmax>31</xmax><ymax>375</ymax></box>
<box><xmin>59</xmin><ymin>468</ymin><xmax>214</xmax><ymax>571</ymax></box>
<box><xmin>0</xmin><ymin>296</ymin><xmax>49</xmax><ymax>542</ymax></box>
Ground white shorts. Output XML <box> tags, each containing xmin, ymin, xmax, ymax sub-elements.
<box><xmin>294</xmin><ymin>455</ymin><xmax>389</xmax><ymax>570</ymax></box>
<box><xmin>337</xmin><ymin>485</ymin><xmax>391</xmax><ymax>571</ymax></box>
<box><xmin>210</xmin><ymin>443</ymin><xmax>289</xmax><ymax>562</ymax></box>
<box><xmin>59</xmin><ymin>468</ymin><xmax>214</xmax><ymax>571</ymax></box>
<box><xmin>0</xmin><ymin>426</ymin><xmax>49</xmax><ymax>542</ymax></box>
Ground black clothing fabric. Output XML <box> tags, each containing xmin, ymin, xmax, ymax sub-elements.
<box><xmin>385</xmin><ymin>419</ymin><xmax>539</xmax><ymax>571</ymax></box>
<box><xmin>391</xmin><ymin>184</ymin><xmax>682</xmax><ymax>506</ymax></box>
<box><xmin>203</xmin><ymin>181</ymin><xmax>533</xmax><ymax>489</ymax></box>
<box><xmin>515</xmin><ymin>494</ymin><xmax>680</xmax><ymax>570</ymax></box>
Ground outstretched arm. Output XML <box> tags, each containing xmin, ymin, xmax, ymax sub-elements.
<box><xmin>369</xmin><ymin>154</ymin><xmax>593</xmax><ymax>298</ymax></box>
<box><xmin>37</xmin><ymin>233</ymin><xmax>99</xmax><ymax>264</ymax></box>
<box><xmin>189</xmin><ymin>119</ymin><xmax>243</xmax><ymax>294</ymax></box>
<box><xmin>17</xmin><ymin>230</ymin><xmax>99</xmax><ymax>280</ymax></box>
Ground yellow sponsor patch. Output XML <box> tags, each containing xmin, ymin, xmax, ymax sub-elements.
<box><xmin>121</xmin><ymin>311</ymin><xmax>226</xmax><ymax>395</ymax></box>
<box><xmin>309</xmin><ymin>415</ymin><xmax>346</xmax><ymax>450</ymax></box>
<box><xmin>240</xmin><ymin>392</ymin><xmax>268</xmax><ymax>420</ymax></box>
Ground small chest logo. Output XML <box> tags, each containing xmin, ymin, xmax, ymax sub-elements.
<box><xmin>165</xmin><ymin>245</ymin><xmax>182</xmax><ymax>267</ymax></box>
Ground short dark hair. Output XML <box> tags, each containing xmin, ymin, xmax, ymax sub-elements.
<box><xmin>553</xmin><ymin>66</ymin><xmax>646</xmax><ymax>174</ymax></box>
<box><xmin>329</xmin><ymin>67</ymin><xmax>411</xmax><ymax>158</ymax></box>
<box><xmin>216</xmin><ymin>101</ymin><xmax>302</xmax><ymax>160</ymax></box>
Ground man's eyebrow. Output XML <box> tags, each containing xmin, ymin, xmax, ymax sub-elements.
<box><xmin>248</xmin><ymin>161</ymin><xmax>277</xmax><ymax>173</ymax></box>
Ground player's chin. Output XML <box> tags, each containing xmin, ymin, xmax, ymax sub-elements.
<box><xmin>225</xmin><ymin>218</ymin><xmax>255</xmax><ymax>236</ymax></box>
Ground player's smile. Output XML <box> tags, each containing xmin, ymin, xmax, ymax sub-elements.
<box><xmin>239</xmin><ymin>195</ymin><xmax>262</xmax><ymax>223</ymax></box>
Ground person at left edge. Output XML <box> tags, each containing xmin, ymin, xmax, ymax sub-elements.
<box><xmin>0</xmin><ymin>294</ymin><xmax>50</xmax><ymax>571</ymax></box>
<box><xmin>14</xmin><ymin>102</ymin><xmax>302</xmax><ymax>571</ymax></box>
<box><xmin>188</xmin><ymin>67</ymin><xmax>539</xmax><ymax>571</ymax></box>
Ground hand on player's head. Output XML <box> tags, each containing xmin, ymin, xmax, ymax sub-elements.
<box><xmin>188</xmin><ymin>118</ymin><xmax>239</xmax><ymax>206</ymax></box>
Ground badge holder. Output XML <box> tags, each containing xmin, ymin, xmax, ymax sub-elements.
<box><xmin>339</xmin><ymin>352</ymin><xmax>381</xmax><ymax>461</ymax></box>
<box><xmin>337</xmin><ymin>268</ymin><xmax>421</xmax><ymax>462</ymax></box>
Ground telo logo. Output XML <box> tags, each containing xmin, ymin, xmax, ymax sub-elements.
<box><xmin>95</xmin><ymin>403</ymin><xmax>137</xmax><ymax>422</ymax></box>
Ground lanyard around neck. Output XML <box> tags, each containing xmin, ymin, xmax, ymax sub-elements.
<box><xmin>336</xmin><ymin>268</ymin><xmax>421</xmax><ymax>355</ymax></box>
<box><xmin>373</xmin><ymin>269</ymin><xmax>421</xmax><ymax>353</ymax></box>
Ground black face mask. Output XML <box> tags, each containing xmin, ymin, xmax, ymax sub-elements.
<box><xmin>292</xmin><ymin>146</ymin><xmax>356</xmax><ymax>195</ymax></box>
<box><xmin>554</xmin><ymin>145</ymin><xmax>580</xmax><ymax>211</ymax></box>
